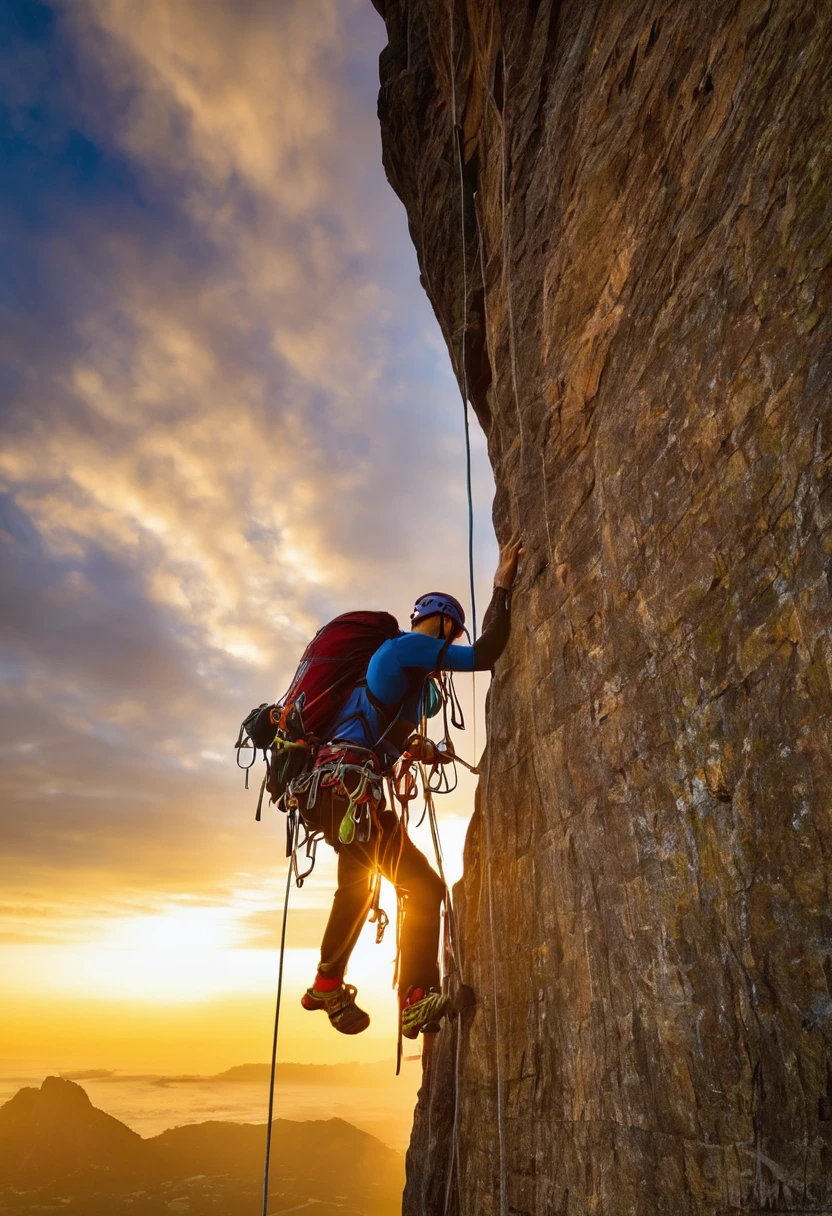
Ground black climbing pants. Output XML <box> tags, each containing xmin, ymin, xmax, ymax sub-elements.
<box><xmin>300</xmin><ymin>788</ymin><xmax>445</xmax><ymax>995</ymax></box>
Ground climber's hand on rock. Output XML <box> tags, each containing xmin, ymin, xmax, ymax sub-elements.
<box><xmin>494</xmin><ymin>536</ymin><xmax>523</xmax><ymax>590</ymax></box>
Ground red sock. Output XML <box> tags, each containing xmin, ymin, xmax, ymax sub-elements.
<box><xmin>313</xmin><ymin>972</ymin><xmax>342</xmax><ymax>993</ymax></box>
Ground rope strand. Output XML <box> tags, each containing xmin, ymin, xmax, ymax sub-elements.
<box><xmin>451</xmin><ymin>72</ymin><xmax>477</xmax><ymax>644</ymax></box>
<box><xmin>448</xmin><ymin>7</ymin><xmax>510</xmax><ymax>1213</ymax></box>
<box><xmin>483</xmin><ymin>739</ymin><xmax>507</xmax><ymax>1216</ymax></box>
<box><xmin>262</xmin><ymin>810</ymin><xmax>299</xmax><ymax>1216</ymax></box>
<box><xmin>447</xmin><ymin>5</ymin><xmax>483</xmax><ymax>1212</ymax></box>
<box><xmin>447</xmin><ymin>12</ymin><xmax>469</xmax><ymax>1213</ymax></box>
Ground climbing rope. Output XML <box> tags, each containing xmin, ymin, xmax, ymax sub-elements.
<box><xmin>482</xmin><ymin>737</ymin><xmax>507</xmax><ymax>1216</ymax></box>
<box><xmin>450</xmin><ymin>39</ymin><xmax>477</xmax><ymax>643</ymax></box>
<box><xmin>446</xmin><ymin>7</ymin><xmax>483</xmax><ymax>1214</ymax></box>
<box><xmin>448</xmin><ymin>0</ymin><xmax>478</xmax><ymax>763</ymax></box>
<box><xmin>447</xmin><ymin>7</ymin><xmax>510</xmax><ymax>1214</ymax></box>
<box><xmin>446</xmin><ymin>7</ymin><xmax>467</xmax><ymax>1214</ymax></box>
<box><xmin>261</xmin><ymin>809</ymin><xmax>299</xmax><ymax>1216</ymax></box>
<box><xmin>498</xmin><ymin>62</ymin><xmax>526</xmax><ymax>471</ymax></box>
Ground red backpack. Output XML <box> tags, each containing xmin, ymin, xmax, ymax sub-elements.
<box><xmin>276</xmin><ymin>611</ymin><xmax>400</xmax><ymax>743</ymax></box>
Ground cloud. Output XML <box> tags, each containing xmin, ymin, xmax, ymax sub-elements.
<box><xmin>0</xmin><ymin>0</ymin><xmax>495</xmax><ymax>1022</ymax></box>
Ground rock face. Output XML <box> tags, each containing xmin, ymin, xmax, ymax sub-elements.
<box><xmin>372</xmin><ymin>1</ymin><xmax>832</xmax><ymax>1212</ymax></box>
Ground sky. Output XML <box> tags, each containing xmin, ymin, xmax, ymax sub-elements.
<box><xmin>0</xmin><ymin>0</ymin><xmax>496</xmax><ymax>1074</ymax></box>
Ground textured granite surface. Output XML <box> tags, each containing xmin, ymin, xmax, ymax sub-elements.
<box><xmin>373</xmin><ymin>1</ymin><xmax>832</xmax><ymax>1212</ymax></box>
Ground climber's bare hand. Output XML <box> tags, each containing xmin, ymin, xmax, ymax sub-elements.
<box><xmin>494</xmin><ymin>536</ymin><xmax>523</xmax><ymax>590</ymax></box>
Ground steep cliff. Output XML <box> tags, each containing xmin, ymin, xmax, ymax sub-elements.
<box><xmin>371</xmin><ymin>1</ymin><xmax>832</xmax><ymax>1212</ymax></box>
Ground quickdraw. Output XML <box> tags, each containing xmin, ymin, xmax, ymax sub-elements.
<box><xmin>368</xmin><ymin>870</ymin><xmax>389</xmax><ymax>944</ymax></box>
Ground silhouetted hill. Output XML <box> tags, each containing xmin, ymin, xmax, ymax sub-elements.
<box><xmin>0</xmin><ymin>1077</ymin><xmax>403</xmax><ymax>1215</ymax></box>
<box><xmin>151</xmin><ymin>1116</ymin><xmax>402</xmax><ymax>1208</ymax></box>
<box><xmin>0</xmin><ymin>1076</ymin><xmax>149</xmax><ymax>1186</ymax></box>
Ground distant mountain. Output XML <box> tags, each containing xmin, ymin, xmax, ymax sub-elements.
<box><xmin>0</xmin><ymin>1076</ymin><xmax>149</xmax><ymax>1187</ymax></box>
<box><xmin>0</xmin><ymin>1078</ymin><xmax>403</xmax><ymax>1216</ymax></box>
<box><xmin>170</xmin><ymin>1060</ymin><xmax>401</xmax><ymax>1086</ymax></box>
<box><xmin>152</xmin><ymin>1113</ymin><xmax>399</xmax><ymax>1176</ymax></box>
<box><xmin>59</xmin><ymin>1069</ymin><xmax>115</xmax><ymax>1081</ymax></box>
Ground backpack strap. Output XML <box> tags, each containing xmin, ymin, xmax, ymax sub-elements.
<box><xmin>436</xmin><ymin>634</ymin><xmax>454</xmax><ymax>671</ymax></box>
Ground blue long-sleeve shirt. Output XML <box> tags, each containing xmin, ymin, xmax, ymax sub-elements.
<box><xmin>330</xmin><ymin>632</ymin><xmax>475</xmax><ymax>767</ymax></box>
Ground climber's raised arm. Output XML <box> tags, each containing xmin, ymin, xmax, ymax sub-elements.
<box><xmin>471</xmin><ymin>536</ymin><xmax>522</xmax><ymax>669</ymax></box>
<box><xmin>401</xmin><ymin>536</ymin><xmax>523</xmax><ymax>673</ymax></box>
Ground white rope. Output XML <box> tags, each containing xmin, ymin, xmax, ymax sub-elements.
<box><xmin>446</xmin><ymin>954</ymin><xmax>465</xmax><ymax>1216</ymax></box>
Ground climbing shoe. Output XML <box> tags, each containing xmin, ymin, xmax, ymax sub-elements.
<box><xmin>401</xmin><ymin>987</ymin><xmax>450</xmax><ymax>1040</ymax></box>
<box><xmin>301</xmin><ymin>982</ymin><xmax>370</xmax><ymax>1035</ymax></box>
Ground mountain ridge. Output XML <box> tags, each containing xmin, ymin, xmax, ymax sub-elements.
<box><xmin>53</xmin><ymin>1059</ymin><xmax>403</xmax><ymax>1087</ymax></box>
<box><xmin>0</xmin><ymin>1077</ymin><xmax>403</xmax><ymax>1216</ymax></box>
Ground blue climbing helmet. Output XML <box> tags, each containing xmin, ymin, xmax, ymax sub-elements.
<box><xmin>410</xmin><ymin>592</ymin><xmax>468</xmax><ymax>640</ymax></box>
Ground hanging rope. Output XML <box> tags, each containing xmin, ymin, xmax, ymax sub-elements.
<box><xmin>448</xmin><ymin>0</ymin><xmax>479</xmax><ymax>760</ymax></box>
<box><xmin>261</xmin><ymin>809</ymin><xmax>299</xmax><ymax>1216</ymax></box>
<box><xmin>482</xmin><ymin>738</ymin><xmax>507</xmax><ymax>1216</ymax></box>
<box><xmin>450</xmin><ymin>62</ymin><xmax>477</xmax><ymax>643</ymax></box>
<box><xmin>446</xmin><ymin>6</ymin><xmax>510</xmax><ymax>1215</ymax></box>
<box><xmin>447</xmin><ymin>7</ymin><xmax>471</xmax><ymax>1215</ymax></box>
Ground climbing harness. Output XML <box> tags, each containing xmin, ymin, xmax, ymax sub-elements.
<box><xmin>303</xmin><ymin>743</ymin><xmax>384</xmax><ymax>845</ymax></box>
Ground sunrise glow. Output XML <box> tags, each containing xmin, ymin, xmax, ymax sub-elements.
<box><xmin>0</xmin><ymin>10</ymin><xmax>494</xmax><ymax>1169</ymax></box>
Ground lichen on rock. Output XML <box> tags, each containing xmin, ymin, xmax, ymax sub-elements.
<box><xmin>373</xmin><ymin>1</ymin><xmax>832</xmax><ymax>1213</ymax></box>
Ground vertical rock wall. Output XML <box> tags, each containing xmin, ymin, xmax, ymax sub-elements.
<box><xmin>372</xmin><ymin>1</ymin><xmax>832</xmax><ymax>1212</ymax></box>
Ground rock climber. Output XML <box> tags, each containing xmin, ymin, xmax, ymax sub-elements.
<box><xmin>299</xmin><ymin>536</ymin><xmax>523</xmax><ymax>1038</ymax></box>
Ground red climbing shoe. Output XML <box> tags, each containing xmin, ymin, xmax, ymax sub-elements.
<box><xmin>401</xmin><ymin>986</ymin><xmax>450</xmax><ymax>1040</ymax></box>
<box><xmin>301</xmin><ymin>982</ymin><xmax>370</xmax><ymax>1035</ymax></box>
